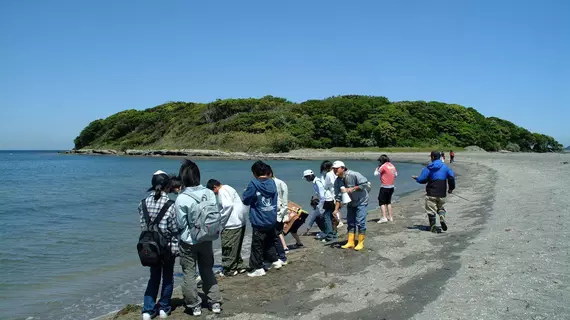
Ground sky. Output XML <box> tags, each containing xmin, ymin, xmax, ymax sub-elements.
<box><xmin>1</xmin><ymin>0</ymin><xmax>569</xmax><ymax>149</ymax></box>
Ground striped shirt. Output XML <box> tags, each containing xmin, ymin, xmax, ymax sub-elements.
<box><xmin>138</xmin><ymin>192</ymin><xmax>179</xmax><ymax>256</ymax></box>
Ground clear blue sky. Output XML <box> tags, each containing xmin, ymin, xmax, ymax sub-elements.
<box><xmin>1</xmin><ymin>0</ymin><xmax>568</xmax><ymax>149</ymax></box>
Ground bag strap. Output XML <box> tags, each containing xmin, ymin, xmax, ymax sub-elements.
<box><xmin>141</xmin><ymin>200</ymin><xmax>151</xmax><ymax>227</ymax></box>
<box><xmin>150</xmin><ymin>200</ymin><xmax>175</xmax><ymax>227</ymax></box>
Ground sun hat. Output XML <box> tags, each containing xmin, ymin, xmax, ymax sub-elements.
<box><xmin>332</xmin><ymin>160</ymin><xmax>345</xmax><ymax>168</ymax></box>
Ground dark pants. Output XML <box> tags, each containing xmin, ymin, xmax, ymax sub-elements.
<box><xmin>249</xmin><ymin>227</ymin><xmax>278</xmax><ymax>270</ymax></box>
<box><xmin>142</xmin><ymin>256</ymin><xmax>176</xmax><ymax>315</ymax></box>
<box><xmin>322</xmin><ymin>201</ymin><xmax>337</xmax><ymax>241</ymax></box>
<box><xmin>221</xmin><ymin>226</ymin><xmax>246</xmax><ymax>273</ymax></box>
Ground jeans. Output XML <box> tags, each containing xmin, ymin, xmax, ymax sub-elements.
<box><xmin>179</xmin><ymin>241</ymin><xmax>222</xmax><ymax>308</ymax></box>
<box><xmin>347</xmin><ymin>204</ymin><xmax>368</xmax><ymax>234</ymax></box>
<box><xmin>323</xmin><ymin>201</ymin><xmax>337</xmax><ymax>241</ymax></box>
<box><xmin>142</xmin><ymin>256</ymin><xmax>176</xmax><ymax>315</ymax></box>
<box><xmin>249</xmin><ymin>227</ymin><xmax>278</xmax><ymax>270</ymax></box>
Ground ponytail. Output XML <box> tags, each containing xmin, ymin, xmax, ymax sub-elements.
<box><xmin>153</xmin><ymin>185</ymin><xmax>162</xmax><ymax>201</ymax></box>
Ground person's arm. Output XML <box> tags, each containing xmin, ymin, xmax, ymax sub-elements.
<box><xmin>219</xmin><ymin>189</ymin><xmax>234</xmax><ymax>228</ymax></box>
<box><xmin>166</xmin><ymin>205</ymin><xmax>178</xmax><ymax>235</ymax></box>
<box><xmin>316</xmin><ymin>180</ymin><xmax>326</xmax><ymax>213</ymax></box>
<box><xmin>241</xmin><ymin>181</ymin><xmax>257</xmax><ymax>206</ymax></box>
<box><xmin>447</xmin><ymin>167</ymin><xmax>456</xmax><ymax>193</ymax></box>
<box><xmin>139</xmin><ymin>201</ymin><xmax>146</xmax><ymax>231</ymax></box>
<box><xmin>414</xmin><ymin>167</ymin><xmax>430</xmax><ymax>184</ymax></box>
<box><xmin>280</xmin><ymin>182</ymin><xmax>289</xmax><ymax>219</ymax></box>
<box><xmin>348</xmin><ymin>172</ymin><xmax>368</xmax><ymax>193</ymax></box>
<box><xmin>175</xmin><ymin>196</ymin><xmax>189</xmax><ymax>232</ymax></box>
<box><xmin>374</xmin><ymin>166</ymin><xmax>381</xmax><ymax>176</ymax></box>
<box><xmin>334</xmin><ymin>178</ymin><xmax>342</xmax><ymax>203</ymax></box>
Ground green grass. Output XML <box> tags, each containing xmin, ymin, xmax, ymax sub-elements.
<box><xmin>329</xmin><ymin>147</ymin><xmax>464</xmax><ymax>153</ymax></box>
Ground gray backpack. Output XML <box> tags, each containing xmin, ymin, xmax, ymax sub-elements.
<box><xmin>186</xmin><ymin>191</ymin><xmax>222</xmax><ymax>243</ymax></box>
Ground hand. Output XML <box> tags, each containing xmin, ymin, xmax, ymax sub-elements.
<box><xmin>347</xmin><ymin>187</ymin><xmax>355</xmax><ymax>193</ymax></box>
<box><xmin>412</xmin><ymin>176</ymin><xmax>418</xmax><ymax>180</ymax></box>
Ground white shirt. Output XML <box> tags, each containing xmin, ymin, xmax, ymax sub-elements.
<box><xmin>321</xmin><ymin>170</ymin><xmax>336</xmax><ymax>202</ymax></box>
<box><xmin>274</xmin><ymin>177</ymin><xmax>289</xmax><ymax>222</ymax></box>
<box><xmin>312</xmin><ymin>177</ymin><xmax>326</xmax><ymax>213</ymax></box>
<box><xmin>217</xmin><ymin>185</ymin><xmax>246</xmax><ymax>229</ymax></box>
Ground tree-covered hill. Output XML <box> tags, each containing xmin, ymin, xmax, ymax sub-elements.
<box><xmin>74</xmin><ymin>95</ymin><xmax>563</xmax><ymax>153</ymax></box>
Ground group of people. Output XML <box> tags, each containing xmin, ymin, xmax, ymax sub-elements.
<box><xmin>137</xmin><ymin>151</ymin><xmax>456</xmax><ymax>319</ymax></box>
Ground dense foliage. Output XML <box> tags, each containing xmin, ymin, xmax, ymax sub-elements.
<box><xmin>74</xmin><ymin>95</ymin><xmax>563</xmax><ymax>153</ymax></box>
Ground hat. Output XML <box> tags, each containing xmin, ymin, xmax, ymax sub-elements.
<box><xmin>302</xmin><ymin>169</ymin><xmax>314</xmax><ymax>177</ymax></box>
<box><xmin>148</xmin><ymin>170</ymin><xmax>170</xmax><ymax>191</ymax></box>
<box><xmin>153</xmin><ymin>170</ymin><xmax>167</xmax><ymax>175</ymax></box>
<box><xmin>332</xmin><ymin>160</ymin><xmax>345</xmax><ymax>168</ymax></box>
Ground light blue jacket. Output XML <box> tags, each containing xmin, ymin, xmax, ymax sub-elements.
<box><xmin>175</xmin><ymin>185</ymin><xmax>219</xmax><ymax>245</ymax></box>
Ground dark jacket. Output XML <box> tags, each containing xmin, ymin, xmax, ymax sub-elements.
<box><xmin>242</xmin><ymin>178</ymin><xmax>278</xmax><ymax>230</ymax></box>
<box><xmin>415</xmin><ymin>160</ymin><xmax>455</xmax><ymax>197</ymax></box>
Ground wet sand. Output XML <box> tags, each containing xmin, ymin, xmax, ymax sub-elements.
<box><xmin>107</xmin><ymin>152</ymin><xmax>570</xmax><ymax>320</ymax></box>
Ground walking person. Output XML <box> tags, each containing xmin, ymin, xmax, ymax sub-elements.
<box><xmin>413</xmin><ymin>151</ymin><xmax>456</xmax><ymax>233</ymax></box>
<box><xmin>242</xmin><ymin>161</ymin><xmax>281</xmax><ymax>277</ymax></box>
<box><xmin>321</xmin><ymin>160</ymin><xmax>343</xmax><ymax>228</ymax></box>
<box><xmin>175</xmin><ymin>160</ymin><xmax>222</xmax><ymax>316</ymax></box>
<box><xmin>332</xmin><ymin>161</ymin><xmax>370</xmax><ymax>251</ymax></box>
<box><xmin>269</xmin><ymin>167</ymin><xmax>289</xmax><ymax>265</ymax></box>
<box><xmin>303</xmin><ymin>169</ymin><xmax>337</xmax><ymax>242</ymax></box>
<box><xmin>138</xmin><ymin>170</ymin><xmax>178</xmax><ymax>320</ymax></box>
<box><xmin>206</xmin><ymin>179</ymin><xmax>248</xmax><ymax>277</ymax></box>
<box><xmin>449</xmin><ymin>150</ymin><xmax>455</xmax><ymax>163</ymax></box>
<box><xmin>374</xmin><ymin>155</ymin><xmax>398</xmax><ymax>224</ymax></box>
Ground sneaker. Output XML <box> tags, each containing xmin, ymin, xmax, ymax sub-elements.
<box><xmin>314</xmin><ymin>232</ymin><xmax>325</xmax><ymax>240</ymax></box>
<box><xmin>272</xmin><ymin>260</ymin><xmax>283</xmax><ymax>269</ymax></box>
<box><xmin>440</xmin><ymin>215</ymin><xmax>448</xmax><ymax>231</ymax></box>
<box><xmin>211</xmin><ymin>303</ymin><xmax>221</xmax><ymax>314</ymax></box>
<box><xmin>279</xmin><ymin>259</ymin><xmax>288</xmax><ymax>266</ymax></box>
<box><xmin>238</xmin><ymin>268</ymin><xmax>247</xmax><ymax>274</ymax></box>
<box><xmin>284</xmin><ymin>247</ymin><xmax>290</xmax><ymax>253</ymax></box>
<box><xmin>377</xmin><ymin>217</ymin><xmax>388</xmax><ymax>224</ymax></box>
<box><xmin>159</xmin><ymin>310</ymin><xmax>168</xmax><ymax>319</ymax></box>
<box><xmin>192</xmin><ymin>306</ymin><xmax>202</xmax><ymax>316</ymax></box>
<box><xmin>337</xmin><ymin>221</ymin><xmax>344</xmax><ymax>228</ymax></box>
<box><xmin>388</xmin><ymin>217</ymin><xmax>394</xmax><ymax>222</ymax></box>
<box><xmin>229</xmin><ymin>270</ymin><xmax>238</xmax><ymax>276</ymax></box>
<box><xmin>247</xmin><ymin>268</ymin><xmax>266</xmax><ymax>277</ymax></box>
<box><xmin>142</xmin><ymin>313</ymin><xmax>152</xmax><ymax>320</ymax></box>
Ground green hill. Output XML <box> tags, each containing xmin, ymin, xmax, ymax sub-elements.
<box><xmin>74</xmin><ymin>95</ymin><xmax>562</xmax><ymax>153</ymax></box>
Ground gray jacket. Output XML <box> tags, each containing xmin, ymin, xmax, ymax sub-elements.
<box><xmin>334</xmin><ymin>170</ymin><xmax>369</xmax><ymax>207</ymax></box>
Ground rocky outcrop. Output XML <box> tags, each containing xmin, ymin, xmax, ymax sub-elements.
<box><xmin>61</xmin><ymin>149</ymin><xmax>303</xmax><ymax>160</ymax></box>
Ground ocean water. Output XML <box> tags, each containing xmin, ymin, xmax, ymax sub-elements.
<box><xmin>0</xmin><ymin>151</ymin><xmax>423</xmax><ymax>320</ymax></box>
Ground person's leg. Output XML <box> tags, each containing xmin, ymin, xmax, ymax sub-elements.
<box><xmin>157</xmin><ymin>256</ymin><xmax>175</xmax><ymax>314</ymax></box>
<box><xmin>221</xmin><ymin>228</ymin><xmax>240</xmax><ymax>274</ymax></box>
<box><xmin>236</xmin><ymin>226</ymin><xmax>247</xmax><ymax>270</ymax></box>
<box><xmin>263</xmin><ymin>228</ymin><xmax>279</xmax><ymax>264</ymax></box>
<box><xmin>387</xmin><ymin>204</ymin><xmax>393</xmax><ymax>221</ymax></box>
<box><xmin>437</xmin><ymin>197</ymin><xmax>448</xmax><ymax>231</ymax></box>
<box><xmin>196</xmin><ymin>241</ymin><xmax>222</xmax><ymax>305</ymax></box>
<box><xmin>291</xmin><ymin>232</ymin><xmax>303</xmax><ymax>246</ymax></box>
<box><xmin>342</xmin><ymin>207</ymin><xmax>357</xmax><ymax>249</ymax></box>
<box><xmin>142</xmin><ymin>264</ymin><xmax>162</xmax><ymax>316</ymax></box>
<box><xmin>279</xmin><ymin>233</ymin><xmax>288</xmax><ymax>250</ymax></box>
<box><xmin>387</xmin><ymin>188</ymin><xmax>394</xmax><ymax>221</ymax></box>
<box><xmin>354</xmin><ymin>204</ymin><xmax>368</xmax><ymax>251</ymax></box>
<box><xmin>179</xmin><ymin>242</ymin><xmax>202</xmax><ymax>308</ymax></box>
<box><xmin>425</xmin><ymin>196</ymin><xmax>438</xmax><ymax>232</ymax></box>
<box><xmin>249</xmin><ymin>228</ymin><xmax>264</xmax><ymax>270</ymax></box>
<box><xmin>273</xmin><ymin>228</ymin><xmax>287</xmax><ymax>263</ymax></box>
<box><xmin>322</xmin><ymin>201</ymin><xmax>336</xmax><ymax>241</ymax></box>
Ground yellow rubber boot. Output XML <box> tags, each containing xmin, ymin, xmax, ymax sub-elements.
<box><xmin>341</xmin><ymin>232</ymin><xmax>355</xmax><ymax>249</ymax></box>
<box><xmin>354</xmin><ymin>234</ymin><xmax>366</xmax><ymax>251</ymax></box>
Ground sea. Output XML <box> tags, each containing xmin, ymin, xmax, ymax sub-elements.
<box><xmin>0</xmin><ymin>150</ymin><xmax>423</xmax><ymax>320</ymax></box>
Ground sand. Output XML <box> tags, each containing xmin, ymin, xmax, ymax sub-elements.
<box><xmin>107</xmin><ymin>152</ymin><xmax>570</xmax><ymax>320</ymax></box>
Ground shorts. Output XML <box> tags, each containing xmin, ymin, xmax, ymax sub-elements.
<box><xmin>378</xmin><ymin>187</ymin><xmax>395</xmax><ymax>205</ymax></box>
<box><xmin>286</xmin><ymin>212</ymin><xmax>308</xmax><ymax>235</ymax></box>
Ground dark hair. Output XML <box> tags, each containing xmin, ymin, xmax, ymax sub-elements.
<box><xmin>320</xmin><ymin>160</ymin><xmax>332</xmax><ymax>173</ymax></box>
<box><xmin>431</xmin><ymin>151</ymin><xmax>441</xmax><ymax>160</ymax></box>
<box><xmin>251</xmin><ymin>160</ymin><xmax>271</xmax><ymax>177</ymax></box>
<box><xmin>170</xmin><ymin>174</ymin><xmax>182</xmax><ymax>190</ymax></box>
<box><xmin>378</xmin><ymin>154</ymin><xmax>390</xmax><ymax>165</ymax></box>
<box><xmin>206</xmin><ymin>179</ymin><xmax>221</xmax><ymax>190</ymax></box>
<box><xmin>179</xmin><ymin>159</ymin><xmax>201</xmax><ymax>187</ymax></box>
<box><xmin>148</xmin><ymin>173</ymin><xmax>171</xmax><ymax>201</ymax></box>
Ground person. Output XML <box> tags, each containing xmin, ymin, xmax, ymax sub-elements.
<box><xmin>206</xmin><ymin>179</ymin><xmax>248</xmax><ymax>277</ymax></box>
<box><xmin>332</xmin><ymin>161</ymin><xmax>370</xmax><ymax>251</ymax></box>
<box><xmin>374</xmin><ymin>155</ymin><xmax>398</xmax><ymax>224</ymax></box>
<box><xmin>283</xmin><ymin>205</ymin><xmax>308</xmax><ymax>249</ymax></box>
<box><xmin>169</xmin><ymin>175</ymin><xmax>183</xmax><ymax>194</ymax></box>
<box><xmin>441</xmin><ymin>151</ymin><xmax>446</xmax><ymax>163</ymax></box>
<box><xmin>303</xmin><ymin>169</ymin><xmax>337</xmax><ymax>242</ymax></box>
<box><xmin>412</xmin><ymin>151</ymin><xmax>456</xmax><ymax>233</ymax></box>
<box><xmin>242</xmin><ymin>160</ymin><xmax>282</xmax><ymax>277</ymax></box>
<box><xmin>269</xmin><ymin>168</ymin><xmax>289</xmax><ymax>264</ymax></box>
<box><xmin>321</xmin><ymin>160</ymin><xmax>343</xmax><ymax>228</ymax></box>
<box><xmin>175</xmin><ymin>160</ymin><xmax>222</xmax><ymax>316</ymax></box>
<box><xmin>449</xmin><ymin>150</ymin><xmax>455</xmax><ymax>163</ymax></box>
<box><xmin>139</xmin><ymin>170</ymin><xmax>179</xmax><ymax>320</ymax></box>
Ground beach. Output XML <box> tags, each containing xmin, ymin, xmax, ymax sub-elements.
<box><xmin>106</xmin><ymin>152</ymin><xmax>570</xmax><ymax>320</ymax></box>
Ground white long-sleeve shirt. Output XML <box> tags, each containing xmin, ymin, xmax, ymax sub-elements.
<box><xmin>217</xmin><ymin>184</ymin><xmax>246</xmax><ymax>230</ymax></box>
<box><xmin>274</xmin><ymin>177</ymin><xmax>289</xmax><ymax>222</ymax></box>
<box><xmin>321</xmin><ymin>170</ymin><xmax>336</xmax><ymax>202</ymax></box>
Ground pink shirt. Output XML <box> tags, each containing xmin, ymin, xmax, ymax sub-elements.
<box><xmin>374</xmin><ymin>162</ymin><xmax>398</xmax><ymax>188</ymax></box>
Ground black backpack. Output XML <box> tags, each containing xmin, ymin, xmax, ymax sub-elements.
<box><xmin>137</xmin><ymin>199</ymin><xmax>174</xmax><ymax>267</ymax></box>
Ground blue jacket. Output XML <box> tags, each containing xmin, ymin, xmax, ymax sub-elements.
<box><xmin>242</xmin><ymin>178</ymin><xmax>278</xmax><ymax>230</ymax></box>
<box><xmin>415</xmin><ymin>160</ymin><xmax>456</xmax><ymax>197</ymax></box>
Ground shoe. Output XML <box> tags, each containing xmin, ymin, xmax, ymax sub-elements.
<box><xmin>439</xmin><ymin>214</ymin><xmax>448</xmax><ymax>231</ymax></box>
<box><xmin>388</xmin><ymin>217</ymin><xmax>394</xmax><ymax>222</ymax></box>
<box><xmin>314</xmin><ymin>232</ymin><xmax>325</xmax><ymax>240</ymax></box>
<box><xmin>341</xmin><ymin>233</ymin><xmax>355</xmax><ymax>249</ymax></box>
<box><xmin>217</xmin><ymin>272</ymin><xmax>225</xmax><ymax>277</ymax></box>
<box><xmin>238</xmin><ymin>268</ymin><xmax>247</xmax><ymax>274</ymax></box>
<box><xmin>142</xmin><ymin>313</ymin><xmax>152</xmax><ymax>320</ymax></box>
<box><xmin>337</xmin><ymin>221</ymin><xmax>344</xmax><ymax>228</ymax></box>
<box><xmin>278</xmin><ymin>259</ymin><xmax>288</xmax><ymax>266</ymax></box>
<box><xmin>272</xmin><ymin>260</ymin><xmax>283</xmax><ymax>269</ymax></box>
<box><xmin>377</xmin><ymin>217</ymin><xmax>388</xmax><ymax>224</ymax></box>
<box><xmin>159</xmin><ymin>310</ymin><xmax>168</xmax><ymax>319</ymax></box>
<box><xmin>247</xmin><ymin>268</ymin><xmax>266</xmax><ymax>277</ymax></box>
<box><xmin>428</xmin><ymin>215</ymin><xmax>437</xmax><ymax>233</ymax></box>
<box><xmin>284</xmin><ymin>247</ymin><xmax>290</xmax><ymax>253</ymax></box>
<box><xmin>211</xmin><ymin>303</ymin><xmax>221</xmax><ymax>314</ymax></box>
<box><xmin>293</xmin><ymin>243</ymin><xmax>304</xmax><ymax>248</ymax></box>
<box><xmin>354</xmin><ymin>234</ymin><xmax>366</xmax><ymax>251</ymax></box>
<box><xmin>192</xmin><ymin>306</ymin><xmax>202</xmax><ymax>316</ymax></box>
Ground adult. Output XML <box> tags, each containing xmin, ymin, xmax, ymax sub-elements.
<box><xmin>175</xmin><ymin>160</ymin><xmax>222</xmax><ymax>316</ymax></box>
<box><xmin>206</xmin><ymin>179</ymin><xmax>248</xmax><ymax>277</ymax></box>
<box><xmin>412</xmin><ymin>151</ymin><xmax>456</xmax><ymax>233</ymax></box>
<box><xmin>303</xmin><ymin>169</ymin><xmax>336</xmax><ymax>241</ymax></box>
<box><xmin>332</xmin><ymin>161</ymin><xmax>370</xmax><ymax>251</ymax></box>
<box><xmin>449</xmin><ymin>150</ymin><xmax>455</xmax><ymax>163</ymax></box>
<box><xmin>242</xmin><ymin>160</ymin><xmax>282</xmax><ymax>277</ymax></box>
<box><xmin>374</xmin><ymin>155</ymin><xmax>398</xmax><ymax>223</ymax></box>
<box><xmin>139</xmin><ymin>171</ymin><xmax>178</xmax><ymax>320</ymax></box>
<box><xmin>321</xmin><ymin>160</ymin><xmax>342</xmax><ymax>227</ymax></box>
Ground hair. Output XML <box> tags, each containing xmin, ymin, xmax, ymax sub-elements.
<box><xmin>169</xmin><ymin>174</ymin><xmax>183</xmax><ymax>190</ymax></box>
<box><xmin>431</xmin><ymin>151</ymin><xmax>441</xmax><ymax>160</ymax></box>
<box><xmin>206</xmin><ymin>179</ymin><xmax>221</xmax><ymax>190</ymax></box>
<box><xmin>377</xmin><ymin>154</ymin><xmax>390</xmax><ymax>165</ymax></box>
<box><xmin>149</xmin><ymin>173</ymin><xmax>171</xmax><ymax>201</ymax></box>
<box><xmin>179</xmin><ymin>159</ymin><xmax>201</xmax><ymax>188</ymax></box>
<box><xmin>320</xmin><ymin>160</ymin><xmax>333</xmax><ymax>174</ymax></box>
<box><xmin>251</xmin><ymin>160</ymin><xmax>271</xmax><ymax>177</ymax></box>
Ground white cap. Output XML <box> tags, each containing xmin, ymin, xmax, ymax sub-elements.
<box><xmin>332</xmin><ymin>161</ymin><xmax>345</xmax><ymax>168</ymax></box>
<box><xmin>302</xmin><ymin>169</ymin><xmax>314</xmax><ymax>177</ymax></box>
<box><xmin>153</xmin><ymin>170</ymin><xmax>167</xmax><ymax>175</ymax></box>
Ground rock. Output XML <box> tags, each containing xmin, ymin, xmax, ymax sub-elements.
<box><xmin>464</xmin><ymin>145</ymin><xmax>487</xmax><ymax>152</ymax></box>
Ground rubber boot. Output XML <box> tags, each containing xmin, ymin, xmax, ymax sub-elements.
<box><xmin>354</xmin><ymin>234</ymin><xmax>366</xmax><ymax>251</ymax></box>
<box><xmin>341</xmin><ymin>232</ymin><xmax>355</xmax><ymax>249</ymax></box>
<box><xmin>439</xmin><ymin>213</ymin><xmax>448</xmax><ymax>231</ymax></box>
<box><xmin>428</xmin><ymin>214</ymin><xmax>437</xmax><ymax>233</ymax></box>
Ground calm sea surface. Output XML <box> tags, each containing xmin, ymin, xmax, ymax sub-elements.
<box><xmin>0</xmin><ymin>151</ymin><xmax>423</xmax><ymax>320</ymax></box>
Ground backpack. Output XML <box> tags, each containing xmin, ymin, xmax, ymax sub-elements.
<box><xmin>137</xmin><ymin>199</ymin><xmax>174</xmax><ymax>267</ymax></box>
<box><xmin>185</xmin><ymin>191</ymin><xmax>222</xmax><ymax>243</ymax></box>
